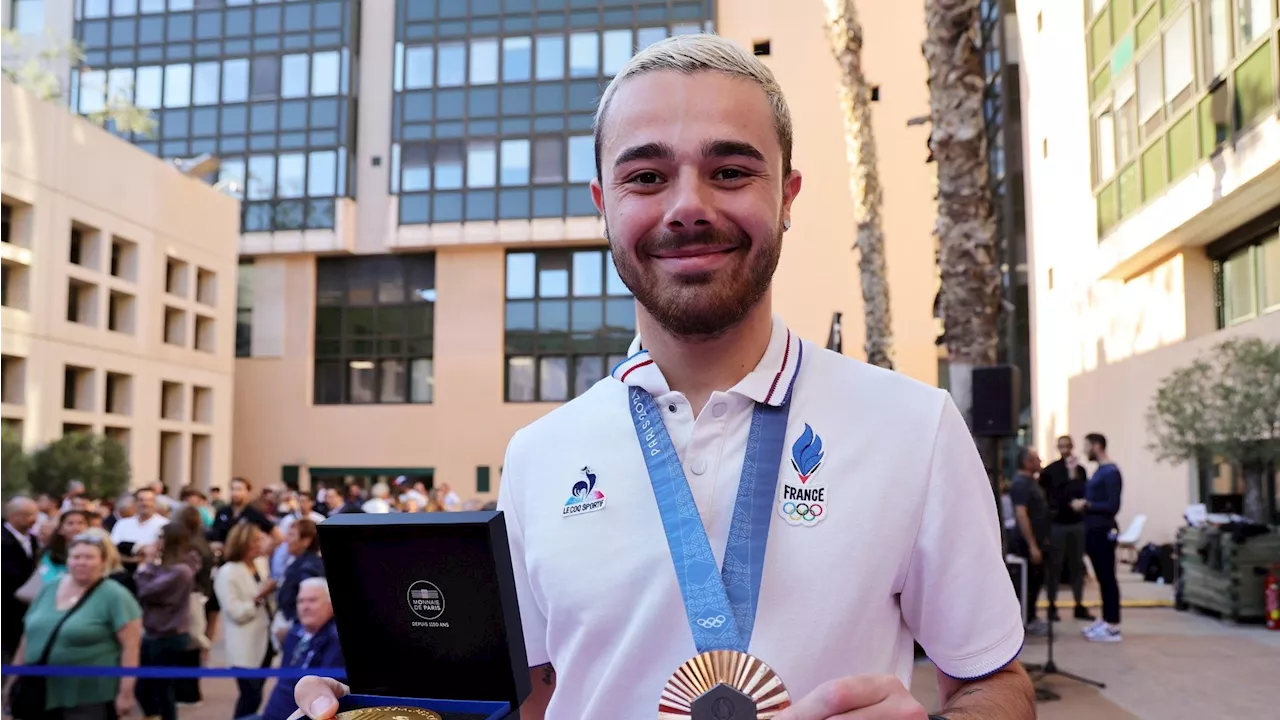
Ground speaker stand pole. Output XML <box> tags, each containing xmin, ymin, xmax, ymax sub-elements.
<box><xmin>1024</xmin><ymin>568</ymin><xmax>1107</xmax><ymax>701</ymax></box>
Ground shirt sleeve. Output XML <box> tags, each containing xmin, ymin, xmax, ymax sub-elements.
<box><xmin>105</xmin><ymin>580</ymin><xmax>143</xmax><ymax>631</ymax></box>
<box><xmin>496</xmin><ymin>434</ymin><xmax>550</xmax><ymax>668</ymax></box>
<box><xmin>1008</xmin><ymin>480</ymin><xmax>1029</xmax><ymax>509</ymax></box>
<box><xmin>900</xmin><ymin>394</ymin><xmax>1025</xmax><ymax>680</ymax></box>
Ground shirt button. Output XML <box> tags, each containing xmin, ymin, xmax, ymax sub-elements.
<box><xmin>668</xmin><ymin>404</ymin><xmax>678</xmax><ymax>413</ymax></box>
<box><xmin>691</xmin><ymin>460</ymin><xmax>707</xmax><ymax>475</ymax></box>
<box><xmin>712</xmin><ymin>402</ymin><xmax>727</xmax><ymax>418</ymax></box>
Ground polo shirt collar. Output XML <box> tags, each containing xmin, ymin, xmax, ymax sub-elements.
<box><xmin>609</xmin><ymin>315</ymin><xmax>801</xmax><ymax>407</ymax></box>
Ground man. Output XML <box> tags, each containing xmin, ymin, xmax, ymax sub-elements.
<box><xmin>360</xmin><ymin>482</ymin><xmax>393</xmax><ymax>514</ymax></box>
<box><xmin>1009</xmin><ymin>447</ymin><xmax>1050</xmax><ymax>636</ymax></box>
<box><xmin>1039</xmin><ymin>435</ymin><xmax>1092</xmax><ymax>622</ymax></box>
<box><xmin>279</xmin><ymin>493</ymin><xmax>326</xmax><ymax>537</ymax></box>
<box><xmin>59</xmin><ymin>480</ymin><xmax>86</xmax><ymax>511</ymax></box>
<box><xmin>110</xmin><ymin>487</ymin><xmax>170</xmax><ymax>553</ymax></box>
<box><xmin>179</xmin><ymin>485</ymin><xmax>215</xmax><ymax>529</ymax></box>
<box><xmin>1073</xmin><ymin>433</ymin><xmax>1123</xmax><ymax>643</ymax></box>
<box><xmin>295</xmin><ymin>34</ymin><xmax>1031</xmax><ymax>720</ymax></box>
<box><xmin>2</xmin><ymin>497</ymin><xmax>40</xmax><ymax>663</ymax></box>
<box><xmin>261</xmin><ymin>578</ymin><xmax>344</xmax><ymax>720</ymax></box>
<box><xmin>211</xmin><ymin>477</ymin><xmax>282</xmax><ymax>546</ymax></box>
<box><xmin>150</xmin><ymin>480</ymin><xmax>177</xmax><ymax>514</ymax></box>
<box><xmin>103</xmin><ymin>494</ymin><xmax>136</xmax><ymax>533</ymax></box>
<box><xmin>210</xmin><ymin>486</ymin><xmax>227</xmax><ymax>510</ymax></box>
<box><xmin>436</xmin><ymin>482</ymin><xmax>462</xmax><ymax>512</ymax></box>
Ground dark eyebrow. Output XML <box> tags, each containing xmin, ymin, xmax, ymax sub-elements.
<box><xmin>613</xmin><ymin>142</ymin><xmax>676</xmax><ymax>168</ymax></box>
<box><xmin>701</xmin><ymin>140</ymin><xmax>766</xmax><ymax>163</ymax></box>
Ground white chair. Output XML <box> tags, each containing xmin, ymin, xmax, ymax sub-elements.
<box><xmin>1116</xmin><ymin>513</ymin><xmax>1147</xmax><ymax>565</ymax></box>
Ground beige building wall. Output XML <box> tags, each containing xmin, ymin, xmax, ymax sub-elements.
<box><xmin>231</xmin><ymin>1</ymin><xmax>943</xmax><ymax>499</ymax></box>
<box><xmin>1016</xmin><ymin>0</ymin><xmax>1280</xmax><ymax>544</ymax></box>
<box><xmin>1</xmin><ymin>79</ymin><xmax>240</xmax><ymax>495</ymax></box>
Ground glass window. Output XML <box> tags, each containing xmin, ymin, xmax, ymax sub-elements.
<box><xmin>539</xmin><ymin>357</ymin><xmax>568</xmax><ymax>401</ymax></box>
<box><xmin>11</xmin><ymin>0</ymin><xmax>43</xmax><ymax>35</ymax></box>
<box><xmin>438</xmin><ymin>43</ymin><xmax>466</xmax><ymax>87</ymax></box>
<box><xmin>637</xmin><ymin>26</ymin><xmax>665</xmax><ymax>50</ymax></box>
<box><xmin>1204</xmin><ymin>0</ymin><xmax>1231</xmax><ymax>79</ymax></box>
<box><xmin>467</xmin><ymin>141</ymin><xmax>497</xmax><ymax>188</ymax></box>
<box><xmin>506</xmin><ymin>253</ymin><xmax>535</xmax><ymax>299</ymax></box>
<box><xmin>107</xmin><ymin>68</ymin><xmax>133</xmax><ymax>104</ymax></box>
<box><xmin>405</xmin><ymin>45</ymin><xmax>434</xmax><ymax>89</ymax></box>
<box><xmin>80</xmin><ymin>70</ymin><xmax>106</xmax><ymax>114</ymax></box>
<box><xmin>471</xmin><ymin>38</ymin><xmax>499</xmax><ymax>85</ymax></box>
<box><xmin>569</xmin><ymin>32</ymin><xmax>599</xmax><ymax>77</ymax></box>
<box><xmin>192</xmin><ymin>62</ymin><xmax>219</xmax><ymax>105</ymax></box>
<box><xmin>281</xmin><ymin>54</ymin><xmax>309</xmax><ymax>98</ymax></box>
<box><xmin>278</xmin><ymin>153</ymin><xmax>306</xmax><ymax>198</ymax></box>
<box><xmin>501</xmin><ymin>139</ymin><xmax>530</xmax><ymax>185</ymax></box>
<box><xmin>1095</xmin><ymin>111</ymin><xmax>1116</xmax><ymax>182</ymax></box>
<box><xmin>567</xmin><ymin>135</ymin><xmax>594</xmax><ymax>183</ymax></box>
<box><xmin>1163</xmin><ymin>11</ymin><xmax>1193</xmax><ymax>108</ymax></box>
<box><xmin>222</xmin><ymin>58</ymin><xmax>249</xmax><ymax>102</ymax></box>
<box><xmin>410</xmin><ymin>359</ymin><xmax>433</xmax><ymax>403</ymax></box>
<box><xmin>507</xmin><ymin>357</ymin><xmax>535</xmax><ymax>401</ymax></box>
<box><xmin>402</xmin><ymin>143</ymin><xmax>431</xmax><ymax>192</ymax></box>
<box><xmin>503</xmin><ymin>37</ymin><xmax>532</xmax><ymax>82</ymax></box>
<box><xmin>1136</xmin><ymin>49</ymin><xmax>1162</xmax><ymax>124</ymax></box>
<box><xmin>312</xmin><ymin>51</ymin><xmax>340</xmax><ymax>96</ymax></box>
<box><xmin>247</xmin><ymin>155</ymin><xmax>276</xmax><ymax>200</ymax></box>
<box><xmin>219</xmin><ymin>157</ymin><xmax>245</xmax><ymax>199</ymax></box>
<box><xmin>573</xmin><ymin>251</ymin><xmax>603</xmax><ymax>296</ymax></box>
<box><xmin>164</xmin><ymin>64</ymin><xmax>192</xmax><ymax>108</ymax></box>
<box><xmin>536</xmin><ymin>35</ymin><xmax>564</xmax><ymax>80</ymax></box>
<box><xmin>135</xmin><ymin>66</ymin><xmax>162</xmax><ymax>109</ymax></box>
<box><xmin>603</xmin><ymin>29</ymin><xmax>631</xmax><ymax>75</ymax></box>
<box><xmin>533</xmin><ymin>137</ymin><xmax>563</xmax><ymax>183</ymax></box>
<box><xmin>1237</xmin><ymin>0</ymin><xmax>1272</xmax><ymax>47</ymax></box>
<box><xmin>309</xmin><ymin>150</ymin><xmax>337</xmax><ymax>197</ymax></box>
<box><xmin>434</xmin><ymin>141</ymin><xmax>464</xmax><ymax>190</ymax></box>
<box><xmin>1261</xmin><ymin>232</ymin><xmax>1280</xmax><ymax>312</ymax></box>
<box><xmin>1222</xmin><ymin>246</ymin><xmax>1257</xmax><ymax>325</ymax></box>
<box><xmin>251</xmin><ymin>56</ymin><xmax>279</xmax><ymax>99</ymax></box>
<box><xmin>1113</xmin><ymin>72</ymin><xmax>1137</xmax><ymax>163</ymax></box>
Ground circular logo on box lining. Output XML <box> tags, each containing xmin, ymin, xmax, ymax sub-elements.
<box><xmin>406</xmin><ymin>580</ymin><xmax>445</xmax><ymax>621</ymax></box>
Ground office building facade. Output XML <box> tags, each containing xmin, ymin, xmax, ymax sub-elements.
<box><xmin>1018</xmin><ymin>0</ymin><xmax>1278</xmax><ymax>543</ymax></box>
<box><xmin>19</xmin><ymin>0</ymin><xmax>948</xmax><ymax>499</ymax></box>
<box><xmin>1</xmin><ymin>78</ymin><xmax>240</xmax><ymax>492</ymax></box>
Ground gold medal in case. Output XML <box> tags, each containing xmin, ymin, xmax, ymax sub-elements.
<box><xmin>658</xmin><ymin>650</ymin><xmax>791</xmax><ymax>719</ymax></box>
<box><xmin>336</xmin><ymin>707</ymin><xmax>443</xmax><ymax>720</ymax></box>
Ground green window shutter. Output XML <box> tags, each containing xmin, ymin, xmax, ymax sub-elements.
<box><xmin>476</xmin><ymin>466</ymin><xmax>491</xmax><ymax>493</ymax></box>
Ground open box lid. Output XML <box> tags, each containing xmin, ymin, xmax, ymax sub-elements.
<box><xmin>317</xmin><ymin>511</ymin><xmax>532</xmax><ymax>710</ymax></box>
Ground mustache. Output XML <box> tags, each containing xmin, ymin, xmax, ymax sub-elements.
<box><xmin>637</xmin><ymin>226</ymin><xmax>751</xmax><ymax>255</ymax></box>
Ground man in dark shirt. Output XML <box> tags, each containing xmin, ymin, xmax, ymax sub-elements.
<box><xmin>1073</xmin><ymin>433</ymin><xmax>1124</xmax><ymax>643</ymax></box>
<box><xmin>1009</xmin><ymin>447</ymin><xmax>1050</xmax><ymax>635</ymax></box>
<box><xmin>1039</xmin><ymin>435</ymin><xmax>1093</xmax><ymax>622</ymax></box>
<box><xmin>211</xmin><ymin>476</ymin><xmax>282</xmax><ymax>547</ymax></box>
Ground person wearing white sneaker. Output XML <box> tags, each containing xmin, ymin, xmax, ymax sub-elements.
<box><xmin>1073</xmin><ymin>433</ymin><xmax>1124</xmax><ymax>643</ymax></box>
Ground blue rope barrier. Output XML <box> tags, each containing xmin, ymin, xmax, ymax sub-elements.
<box><xmin>0</xmin><ymin>665</ymin><xmax>346</xmax><ymax>680</ymax></box>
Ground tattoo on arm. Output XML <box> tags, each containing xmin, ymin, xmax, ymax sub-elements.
<box><xmin>541</xmin><ymin>665</ymin><xmax>554</xmax><ymax>686</ymax></box>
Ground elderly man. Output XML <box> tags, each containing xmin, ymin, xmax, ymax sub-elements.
<box><xmin>2</xmin><ymin>496</ymin><xmax>41</xmax><ymax>662</ymax></box>
<box><xmin>261</xmin><ymin>578</ymin><xmax>344</xmax><ymax>720</ymax></box>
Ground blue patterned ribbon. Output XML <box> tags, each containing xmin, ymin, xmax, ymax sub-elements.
<box><xmin>628</xmin><ymin>345</ymin><xmax>801</xmax><ymax>653</ymax></box>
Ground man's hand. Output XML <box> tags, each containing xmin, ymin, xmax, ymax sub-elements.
<box><xmin>1070</xmin><ymin>499</ymin><xmax>1087</xmax><ymax>513</ymax></box>
<box><xmin>775</xmin><ymin>675</ymin><xmax>927</xmax><ymax>720</ymax></box>
<box><xmin>289</xmin><ymin>676</ymin><xmax>349</xmax><ymax>720</ymax></box>
<box><xmin>1029</xmin><ymin>546</ymin><xmax>1043</xmax><ymax>565</ymax></box>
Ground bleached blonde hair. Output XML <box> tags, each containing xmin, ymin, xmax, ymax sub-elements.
<box><xmin>592</xmin><ymin>33</ymin><xmax>794</xmax><ymax>180</ymax></box>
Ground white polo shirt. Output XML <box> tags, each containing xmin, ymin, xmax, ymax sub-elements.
<box><xmin>109</xmin><ymin>513</ymin><xmax>169</xmax><ymax>547</ymax></box>
<box><xmin>497</xmin><ymin>316</ymin><xmax>1023</xmax><ymax>719</ymax></box>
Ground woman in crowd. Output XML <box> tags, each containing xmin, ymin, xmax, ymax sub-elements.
<box><xmin>36</xmin><ymin>510</ymin><xmax>90</xmax><ymax>583</ymax></box>
<box><xmin>173</xmin><ymin>504</ymin><xmax>216</xmax><ymax>705</ymax></box>
<box><xmin>135</xmin><ymin>522</ymin><xmax>199</xmax><ymax>720</ymax></box>
<box><xmin>3</xmin><ymin>533</ymin><xmax>142</xmax><ymax>720</ymax></box>
<box><xmin>215</xmin><ymin>523</ymin><xmax>276</xmax><ymax>720</ymax></box>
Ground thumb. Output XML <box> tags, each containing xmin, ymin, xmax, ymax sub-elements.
<box><xmin>291</xmin><ymin>675</ymin><xmax>349</xmax><ymax>720</ymax></box>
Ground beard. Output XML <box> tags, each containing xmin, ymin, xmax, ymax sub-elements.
<box><xmin>608</xmin><ymin>222</ymin><xmax>782</xmax><ymax>338</ymax></box>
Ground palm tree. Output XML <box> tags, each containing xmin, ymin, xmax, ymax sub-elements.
<box><xmin>823</xmin><ymin>0</ymin><xmax>894</xmax><ymax>370</ymax></box>
<box><xmin>923</xmin><ymin>0</ymin><xmax>1001</xmax><ymax>421</ymax></box>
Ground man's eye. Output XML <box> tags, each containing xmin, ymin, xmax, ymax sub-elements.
<box><xmin>631</xmin><ymin>172</ymin><xmax>662</xmax><ymax>184</ymax></box>
<box><xmin>715</xmin><ymin>168</ymin><xmax>746</xmax><ymax>181</ymax></box>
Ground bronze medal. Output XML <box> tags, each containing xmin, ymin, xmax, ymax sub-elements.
<box><xmin>658</xmin><ymin>650</ymin><xmax>791</xmax><ymax>719</ymax></box>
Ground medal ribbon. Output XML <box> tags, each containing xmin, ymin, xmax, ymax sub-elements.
<box><xmin>628</xmin><ymin>343</ymin><xmax>802</xmax><ymax>653</ymax></box>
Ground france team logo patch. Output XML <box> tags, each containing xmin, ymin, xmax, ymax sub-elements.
<box><xmin>778</xmin><ymin>424</ymin><xmax>827</xmax><ymax>527</ymax></box>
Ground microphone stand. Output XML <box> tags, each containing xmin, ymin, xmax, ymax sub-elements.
<box><xmin>1023</xmin><ymin>546</ymin><xmax>1107</xmax><ymax>700</ymax></box>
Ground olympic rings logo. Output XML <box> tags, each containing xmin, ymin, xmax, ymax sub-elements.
<box><xmin>696</xmin><ymin>614</ymin><xmax>727</xmax><ymax>629</ymax></box>
<box><xmin>782</xmin><ymin>501</ymin><xmax>824</xmax><ymax>522</ymax></box>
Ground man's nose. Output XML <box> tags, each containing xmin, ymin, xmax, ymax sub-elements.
<box><xmin>663</xmin><ymin>172</ymin><xmax>717</xmax><ymax>232</ymax></box>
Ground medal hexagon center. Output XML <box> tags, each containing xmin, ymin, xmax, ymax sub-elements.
<box><xmin>691</xmin><ymin>683</ymin><xmax>755</xmax><ymax>720</ymax></box>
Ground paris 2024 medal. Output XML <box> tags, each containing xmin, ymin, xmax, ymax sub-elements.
<box><xmin>659</xmin><ymin>649</ymin><xmax>791</xmax><ymax>719</ymax></box>
<box><xmin>335</xmin><ymin>707</ymin><xmax>442</xmax><ymax>720</ymax></box>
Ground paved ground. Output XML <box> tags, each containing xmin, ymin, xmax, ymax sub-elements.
<box><xmin>153</xmin><ymin>574</ymin><xmax>1280</xmax><ymax>720</ymax></box>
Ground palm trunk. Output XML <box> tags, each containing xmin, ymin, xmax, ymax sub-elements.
<box><xmin>824</xmin><ymin>0</ymin><xmax>894</xmax><ymax>370</ymax></box>
<box><xmin>924</xmin><ymin>0</ymin><xmax>1001</xmax><ymax>423</ymax></box>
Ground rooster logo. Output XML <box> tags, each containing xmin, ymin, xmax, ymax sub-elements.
<box><xmin>563</xmin><ymin>466</ymin><xmax>607</xmax><ymax>513</ymax></box>
<box><xmin>790</xmin><ymin>424</ymin><xmax>825</xmax><ymax>484</ymax></box>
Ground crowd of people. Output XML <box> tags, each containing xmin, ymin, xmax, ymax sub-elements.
<box><xmin>1</xmin><ymin>475</ymin><xmax>483</xmax><ymax>720</ymax></box>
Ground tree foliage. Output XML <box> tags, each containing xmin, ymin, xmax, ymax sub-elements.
<box><xmin>29</xmin><ymin>432</ymin><xmax>131</xmax><ymax>501</ymax></box>
<box><xmin>1</xmin><ymin>28</ymin><xmax>156</xmax><ymax>136</ymax></box>
<box><xmin>1147</xmin><ymin>337</ymin><xmax>1280</xmax><ymax>522</ymax></box>
<box><xmin>2</xmin><ymin>425</ymin><xmax>32</xmax><ymax>501</ymax></box>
